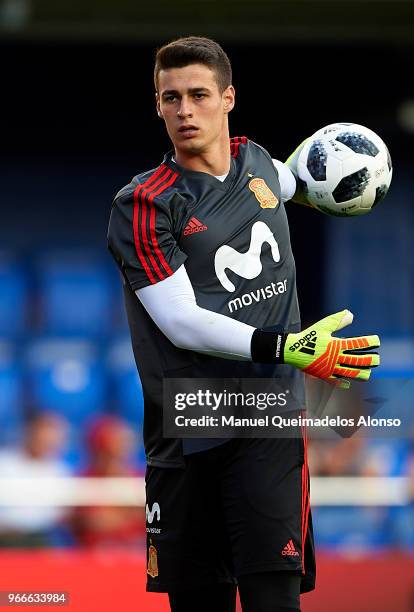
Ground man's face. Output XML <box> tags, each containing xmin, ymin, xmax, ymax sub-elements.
<box><xmin>156</xmin><ymin>63</ymin><xmax>235</xmax><ymax>155</ymax></box>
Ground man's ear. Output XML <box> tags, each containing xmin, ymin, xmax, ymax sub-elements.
<box><xmin>223</xmin><ymin>85</ymin><xmax>235</xmax><ymax>113</ymax></box>
<box><xmin>156</xmin><ymin>93</ymin><xmax>163</xmax><ymax>118</ymax></box>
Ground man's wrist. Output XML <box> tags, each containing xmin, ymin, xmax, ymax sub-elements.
<box><xmin>251</xmin><ymin>329</ymin><xmax>287</xmax><ymax>364</ymax></box>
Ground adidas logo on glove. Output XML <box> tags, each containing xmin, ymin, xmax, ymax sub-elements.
<box><xmin>288</xmin><ymin>330</ymin><xmax>317</xmax><ymax>354</ymax></box>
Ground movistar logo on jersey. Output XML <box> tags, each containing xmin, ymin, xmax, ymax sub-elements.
<box><xmin>214</xmin><ymin>221</ymin><xmax>281</xmax><ymax>292</ymax></box>
<box><xmin>228</xmin><ymin>280</ymin><xmax>287</xmax><ymax>313</ymax></box>
<box><xmin>146</xmin><ymin>502</ymin><xmax>161</xmax><ymax>524</ymax></box>
<box><xmin>288</xmin><ymin>330</ymin><xmax>317</xmax><ymax>355</ymax></box>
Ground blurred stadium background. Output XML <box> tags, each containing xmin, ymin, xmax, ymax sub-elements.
<box><xmin>1</xmin><ymin>0</ymin><xmax>414</xmax><ymax>610</ymax></box>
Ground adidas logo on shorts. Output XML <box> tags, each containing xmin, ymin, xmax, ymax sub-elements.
<box><xmin>281</xmin><ymin>539</ymin><xmax>300</xmax><ymax>557</ymax></box>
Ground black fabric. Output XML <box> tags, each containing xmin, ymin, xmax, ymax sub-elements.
<box><xmin>238</xmin><ymin>571</ymin><xmax>301</xmax><ymax>612</ymax></box>
<box><xmin>167</xmin><ymin>571</ymin><xmax>302</xmax><ymax>612</ymax></box>
<box><xmin>108</xmin><ymin>138</ymin><xmax>304</xmax><ymax>465</ymax></box>
<box><xmin>251</xmin><ymin>329</ymin><xmax>287</xmax><ymax>363</ymax></box>
<box><xmin>145</xmin><ymin>436</ymin><xmax>315</xmax><ymax>595</ymax></box>
<box><xmin>168</xmin><ymin>583</ymin><xmax>237</xmax><ymax>612</ymax></box>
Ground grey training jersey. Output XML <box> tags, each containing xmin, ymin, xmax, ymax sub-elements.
<box><xmin>108</xmin><ymin>137</ymin><xmax>304</xmax><ymax>467</ymax></box>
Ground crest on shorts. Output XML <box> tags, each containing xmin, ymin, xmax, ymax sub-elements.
<box><xmin>249</xmin><ymin>178</ymin><xmax>279</xmax><ymax>209</ymax></box>
<box><xmin>147</xmin><ymin>539</ymin><xmax>159</xmax><ymax>578</ymax></box>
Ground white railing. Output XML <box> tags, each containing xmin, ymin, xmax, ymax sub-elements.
<box><xmin>0</xmin><ymin>477</ymin><xmax>410</xmax><ymax>507</ymax></box>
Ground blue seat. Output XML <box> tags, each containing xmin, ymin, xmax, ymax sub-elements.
<box><xmin>107</xmin><ymin>263</ymin><xmax>130</xmax><ymax>333</ymax></box>
<box><xmin>135</xmin><ymin>437</ymin><xmax>147</xmax><ymax>471</ymax></box>
<box><xmin>36</xmin><ymin>251</ymin><xmax>113</xmax><ymax>337</ymax></box>
<box><xmin>25</xmin><ymin>339</ymin><xmax>106</xmax><ymax>426</ymax></box>
<box><xmin>0</xmin><ymin>343</ymin><xmax>23</xmax><ymax>445</ymax></box>
<box><xmin>0</xmin><ymin>254</ymin><xmax>27</xmax><ymax>337</ymax></box>
<box><xmin>107</xmin><ymin>338</ymin><xmax>144</xmax><ymax>426</ymax></box>
<box><xmin>313</xmin><ymin>505</ymin><xmax>392</xmax><ymax>551</ymax></box>
<box><xmin>388</xmin><ymin>505</ymin><xmax>414</xmax><ymax>550</ymax></box>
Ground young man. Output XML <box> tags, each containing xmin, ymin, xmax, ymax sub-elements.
<box><xmin>108</xmin><ymin>37</ymin><xmax>380</xmax><ymax>612</ymax></box>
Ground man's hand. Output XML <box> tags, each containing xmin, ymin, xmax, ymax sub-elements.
<box><xmin>284</xmin><ymin>310</ymin><xmax>380</xmax><ymax>389</ymax></box>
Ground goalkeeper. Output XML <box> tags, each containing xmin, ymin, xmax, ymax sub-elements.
<box><xmin>108</xmin><ymin>36</ymin><xmax>380</xmax><ymax>612</ymax></box>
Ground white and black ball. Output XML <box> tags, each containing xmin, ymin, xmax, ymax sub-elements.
<box><xmin>297</xmin><ymin>123</ymin><xmax>392</xmax><ymax>216</ymax></box>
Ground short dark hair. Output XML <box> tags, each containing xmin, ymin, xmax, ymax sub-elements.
<box><xmin>154</xmin><ymin>36</ymin><xmax>232</xmax><ymax>93</ymax></box>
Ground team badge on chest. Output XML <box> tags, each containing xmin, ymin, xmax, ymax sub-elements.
<box><xmin>248</xmin><ymin>177</ymin><xmax>279</xmax><ymax>209</ymax></box>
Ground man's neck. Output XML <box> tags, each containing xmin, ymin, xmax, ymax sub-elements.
<box><xmin>174</xmin><ymin>132</ymin><xmax>231</xmax><ymax>176</ymax></box>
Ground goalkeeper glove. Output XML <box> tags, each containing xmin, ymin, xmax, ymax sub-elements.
<box><xmin>251</xmin><ymin>309</ymin><xmax>380</xmax><ymax>389</ymax></box>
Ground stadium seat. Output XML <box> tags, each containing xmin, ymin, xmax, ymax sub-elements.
<box><xmin>0</xmin><ymin>254</ymin><xmax>27</xmax><ymax>337</ymax></box>
<box><xmin>107</xmin><ymin>338</ymin><xmax>144</xmax><ymax>426</ymax></box>
<box><xmin>107</xmin><ymin>263</ymin><xmax>130</xmax><ymax>333</ymax></box>
<box><xmin>35</xmin><ymin>251</ymin><xmax>113</xmax><ymax>337</ymax></box>
<box><xmin>313</xmin><ymin>505</ymin><xmax>392</xmax><ymax>551</ymax></box>
<box><xmin>0</xmin><ymin>343</ymin><xmax>23</xmax><ymax>445</ymax></box>
<box><xmin>389</xmin><ymin>505</ymin><xmax>414</xmax><ymax>550</ymax></box>
<box><xmin>25</xmin><ymin>339</ymin><xmax>106</xmax><ymax>427</ymax></box>
<box><xmin>107</xmin><ymin>337</ymin><xmax>146</xmax><ymax>469</ymax></box>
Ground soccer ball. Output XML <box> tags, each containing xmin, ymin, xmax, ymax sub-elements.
<box><xmin>297</xmin><ymin>123</ymin><xmax>393</xmax><ymax>216</ymax></box>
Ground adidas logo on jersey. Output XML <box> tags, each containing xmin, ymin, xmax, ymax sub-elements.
<box><xmin>183</xmin><ymin>217</ymin><xmax>208</xmax><ymax>236</ymax></box>
<box><xmin>288</xmin><ymin>330</ymin><xmax>317</xmax><ymax>355</ymax></box>
<box><xmin>281</xmin><ymin>539</ymin><xmax>299</xmax><ymax>557</ymax></box>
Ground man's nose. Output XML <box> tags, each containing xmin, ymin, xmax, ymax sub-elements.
<box><xmin>177</xmin><ymin>98</ymin><xmax>192</xmax><ymax>118</ymax></box>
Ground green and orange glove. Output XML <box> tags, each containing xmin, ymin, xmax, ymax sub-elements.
<box><xmin>251</xmin><ymin>309</ymin><xmax>380</xmax><ymax>389</ymax></box>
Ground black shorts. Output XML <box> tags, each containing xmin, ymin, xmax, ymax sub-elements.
<box><xmin>145</xmin><ymin>434</ymin><xmax>315</xmax><ymax>594</ymax></box>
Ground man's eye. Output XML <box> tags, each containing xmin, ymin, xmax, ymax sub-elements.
<box><xmin>193</xmin><ymin>93</ymin><xmax>206</xmax><ymax>99</ymax></box>
<box><xmin>165</xmin><ymin>96</ymin><xmax>177</xmax><ymax>102</ymax></box>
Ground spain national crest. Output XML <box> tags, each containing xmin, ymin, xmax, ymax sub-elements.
<box><xmin>248</xmin><ymin>177</ymin><xmax>279</xmax><ymax>209</ymax></box>
<box><xmin>147</xmin><ymin>540</ymin><xmax>159</xmax><ymax>578</ymax></box>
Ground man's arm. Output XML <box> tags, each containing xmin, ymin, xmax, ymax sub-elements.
<box><xmin>283</xmin><ymin>139</ymin><xmax>315</xmax><ymax>206</ymax></box>
<box><xmin>136</xmin><ymin>264</ymin><xmax>255</xmax><ymax>360</ymax></box>
<box><xmin>109</xmin><ymin>183</ymin><xmax>379</xmax><ymax>387</ymax></box>
<box><xmin>271</xmin><ymin>159</ymin><xmax>297</xmax><ymax>204</ymax></box>
<box><xmin>271</xmin><ymin>154</ymin><xmax>312</xmax><ymax>207</ymax></box>
<box><xmin>137</xmin><ymin>264</ymin><xmax>380</xmax><ymax>388</ymax></box>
